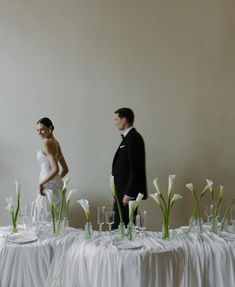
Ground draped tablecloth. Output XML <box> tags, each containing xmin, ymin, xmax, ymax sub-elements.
<box><xmin>0</xmin><ymin>226</ymin><xmax>80</xmax><ymax>287</ymax></box>
<box><xmin>46</xmin><ymin>227</ymin><xmax>235</xmax><ymax>287</ymax></box>
<box><xmin>0</xmin><ymin>225</ymin><xmax>235</xmax><ymax>287</ymax></box>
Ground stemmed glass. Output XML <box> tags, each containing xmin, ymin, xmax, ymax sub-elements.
<box><xmin>230</xmin><ymin>205</ymin><xmax>235</xmax><ymax>232</ymax></box>
<box><xmin>97</xmin><ymin>206</ymin><xmax>106</xmax><ymax>234</ymax></box>
<box><xmin>204</xmin><ymin>205</ymin><xmax>212</xmax><ymax>226</ymax></box>
<box><xmin>19</xmin><ymin>203</ymin><xmax>31</xmax><ymax>231</ymax></box>
<box><xmin>105</xmin><ymin>210</ymin><xmax>115</xmax><ymax>235</ymax></box>
<box><xmin>136</xmin><ymin>211</ymin><xmax>147</xmax><ymax>238</ymax></box>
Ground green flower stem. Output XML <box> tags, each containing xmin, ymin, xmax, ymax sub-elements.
<box><xmin>163</xmin><ymin>211</ymin><xmax>169</xmax><ymax>239</ymax></box>
<box><xmin>51</xmin><ymin>208</ymin><xmax>56</xmax><ymax>234</ymax></box>
<box><xmin>221</xmin><ymin>199</ymin><xmax>235</xmax><ymax>231</ymax></box>
<box><xmin>115</xmin><ymin>196</ymin><xmax>123</xmax><ymax>224</ymax></box>
<box><xmin>57</xmin><ymin>192</ymin><xmax>65</xmax><ymax>235</ymax></box>
<box><xmin>66</xmin><ymin>199</ymin><xmax>70</xmax><ymax>218</ymax></box>
<box><xmin>14</xmin><ymin>192</ymin><xmax>20</xmax><ymax>226</ymax></box>
<box><xmin>86</xmin><ymin>221</ymin><xmax>92</xmax><ymax>239</ymax></box>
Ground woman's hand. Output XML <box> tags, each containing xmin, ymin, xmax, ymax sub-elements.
<box><xmin>38</xmin><ymin>183</ymin><xmax>45</xmax><ymax>196</ymax></box>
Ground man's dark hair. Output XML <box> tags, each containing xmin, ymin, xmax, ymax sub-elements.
<box><xmin>115</xmin><ymin>108</ymin><xmax>134</xmax><ymax>125</ymax></box>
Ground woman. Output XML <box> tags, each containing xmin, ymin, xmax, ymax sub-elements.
<box><xmin>33</xmin><ymin>117</ymin><xmax>69</xmax><ymax>222</ymax></box>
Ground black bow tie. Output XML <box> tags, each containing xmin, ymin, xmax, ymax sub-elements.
<box><xmin>121</xmin><ymin>134</ymin><xmax>125</xmax><ymax>139</ymax></box>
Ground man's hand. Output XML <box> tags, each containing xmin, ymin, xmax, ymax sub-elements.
<box><xmin>122</xmin><ymin>195</ymin><xmax>135</xmax><ymax>206</ymax></box>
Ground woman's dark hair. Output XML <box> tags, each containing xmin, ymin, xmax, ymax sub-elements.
<box><xmin>37</xmin><ymin>117</ymin><xmax>54</xmax><ymax>131</ymax></box>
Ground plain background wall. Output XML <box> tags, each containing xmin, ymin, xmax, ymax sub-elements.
<box><xmin>0</xmin><ymin>0</ymin><xmax>235</xmax><ymax>230</ymax></box>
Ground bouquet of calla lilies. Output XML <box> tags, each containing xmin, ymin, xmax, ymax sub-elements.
<box><xmin>150</xmin><ymin>175</ymin><xmax>183</xmax><ymax>239</ymax></box>
<box><xmin>186</xmin><ymin>179</ymin><xmax>212</xmax><ymax>232</ymax></box>
<box><xmin>46</xmin><ymin>177</ymin><xmax>76</xmax><ymax>235</ymax></box>
<box><xmin>5</xmin><ymin>180</ymin><xmax>21</xmax><ymax>233</ymax></box>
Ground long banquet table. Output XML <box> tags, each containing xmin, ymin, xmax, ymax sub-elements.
<box><xmin>0</xmin><ymin>225</ymin><xmax>234</xmax><ymax>287</ymax></box>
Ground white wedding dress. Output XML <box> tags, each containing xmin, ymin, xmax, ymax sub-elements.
<box><xmin>32</xmin><ymin>150</ymin><xmax>63</xmax><ymax>222</ymax></box>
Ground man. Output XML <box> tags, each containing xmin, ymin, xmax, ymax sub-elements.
<box><xmin>112</xmin><ymin>107</ymin><xmax>147</xmax><ymax>228</ymax></box>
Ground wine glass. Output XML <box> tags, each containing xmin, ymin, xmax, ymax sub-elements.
<box><xmin>136</xmin><ymin>211</ymin><xmax>147</xmax><ymax>238</ymax></box>
<box><xmin>204</xmin><ymin>205</ymin><xmax>212</xmax><ymax>225</ymax></box>
<box><xmin>105</xmin><ymin>210</ymin><xmax>115</xmax><ymax>235</ymax></box>
<box><xmin>230</xmin><ymin>205</ymin><xmax>235</xmax><ymax>232</ymax></box>
<box><xmin>97</xmin><ymin>206</ymin><xmax>106</xmax><ymax>234</ymax></box>
<box><xmin>19</xmin><ymin>202</ymin><xmax>31</xmax><ymax>231</ymax></box>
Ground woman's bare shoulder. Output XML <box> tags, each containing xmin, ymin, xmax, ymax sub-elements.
<box><xmin>43</xmin><ymin>139</ymin><xmax>57</xmax><ymax>154</ymax></box>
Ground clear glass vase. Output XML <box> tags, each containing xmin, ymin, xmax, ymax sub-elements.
<box><xmin>127</xmin><ymin>221</ymin><xmax>134</xmax><ymax>240</ymax></box>
<box><xmin>63</xmin><ymin>217</ymin><xmax>69</xmax><ymax>228</ymax></box>
<box><xmin>85</xmin><ymin>222</ymin><xmax>93</xmax><ymax>239</ymax></box>
<box><xmin>118</xmin><ymin>222</ymin><xmax>125</xmax><ymax>240</ymax></box>
<box><xmin>12</xmin><ymin>224</ymin><xmax>18</xmax><ymax>234</ymax></box>
<box><xmin>211</xmin><ymin>216</ymin><xmax>220</xmax><ymax>234</ymax></box>
<box><xmin>162</xmin><ymin>223</ymin><xmax>169</xmax><ymax>239</ymax></box>
<box><xmin>55</xmin><ymin>219</ymin><xmax>65</xmax><ymax>236</ymax></box>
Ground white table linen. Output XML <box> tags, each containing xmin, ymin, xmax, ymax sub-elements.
<box><xmin>47</xmin><ymin>228</ymin><xmax>235</xmax><ymax>287</ymax></box>
<box><xmin>0</xmin><ymin>225</ymin><xmax>235</xmax><ymax>287</ymax></box>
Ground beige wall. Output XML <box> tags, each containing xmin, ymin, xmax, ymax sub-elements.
<box><xmin>0</xmin><ymin>0</ymin><xmax>234</xmax><ymax>230</ymax></box>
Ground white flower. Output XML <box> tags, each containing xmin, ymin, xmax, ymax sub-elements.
<box><xmin>128</xmin><ymin>193</ymin><xmax>144</xmax><ymax>220</ymax></box>
<box><xmin>6</xmin><ymin>196</ymin><xmax>13</xmax><ymax>206</ymax></box>
<box><xmin>136</xmin><ymin>193</ymin><xmax>144</xmax><ymax>204</ymax></box>
<box><xmin>129</xmin><ymin>200</ymin><xmax>137</xmax><ymax>219</ymax></box>
<box><xmin>78</xmin><ymin>199</ymin><xmax>90</xmax><ymax>221</ymax></box>
<box><xmin>185</xmin><ymin>183</ymin><xmax>194</xmax><ymax>193</ymax></box>
<box><xmin>206</xmin><ymin>179</ymin><xmax>213</xmax><ymax>191</ymax></box>
<box><xmin>149</xmin><ymin>193</ymin><xmax>161</xmax><ymax>205</ymax></box>
<box><xmin>171</xmin><ymin>193</ymin><xmax>183</xmax><ymax>203</ymax></box>
<box><xmin>168</xmin><ymin>175</ymin><xmax>176</xmax><ymax>197</ymax></box>
<box><xmin>6</xmin><ymin>197</ymin><xmax>14</xmax><ymax>213</ymax></box>
<box><xmin>153</xmin><ymin>178</ymin><xmax>161</xmax><ymax>194</ymax></box>
<box><xmin>219</xmin><ymin>185</ymin><xmax>224</xmax><ymax>199</ymax></box>
<box><xmin>62</xmin><ymin>177</ymin><xmax>70</xmax><ymax>192</ymax></box>
<box><xmin>66</xmin><ymin>189</ymin><xmax>77</xmax><ymax>204</ymax></box>
<box><xmin>45</xmin><ymin>189</ymin><xmax>55</xmax><ymax>209</ymax></box>
<box><xmin>109</xmin><ymin>175</ymin><xmax>116</xmax><ymax>197</ymax></box>
<box><xmin>15</xmin><ymin>180</ymin><xmax>21</xmax><ymax>196</ymax></box>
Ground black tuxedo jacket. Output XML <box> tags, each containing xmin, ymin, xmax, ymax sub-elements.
<box><xmin>112</xmin><ymin>128</ymin><xmax>147</xmax><ymax>201</ymax></box>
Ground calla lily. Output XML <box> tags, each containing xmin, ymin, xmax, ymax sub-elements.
<box><xmin>65</xmin><ymin>189</ymin><xmax>77</xmax><ymax>218</ymax></box>
<box><xmin>219</xmin><ymin>185</ymin><xmax>224</xmax><ymax>199</ymax></box>
<box><xmin>6</xmin><ymin>197</ymin><xmax>13</xmax><ymax>206</ymax></box>
<box><xmin>185</xmin><ymin>183</ymin><xmax>194</xmax><ymax>193</ymax></box>
<box><xmin>151</xmin><ymin>175</ymin><xmax>180</xmax><ymax>239</ymax></box>
<box><xmin>168</xmin><ymin>175</ymin><xmax>176</xmax><ymax>196</ymax></box>
<box><xmin>109</xmin><ymin>175</ymin><xmax>117</xmax><ymax>197</ymax></box>
<box><xmin>153</xmin><ymin>178</ymin><xmax>161</xmax><ymax>195</ymax></box>
<box><xmin>109</xmin><ymin>175</ymin><xmax>123</xmax><ymax>224</ymax></box>
<box><xmin>128</xmin><ymin>193</ymin><xmax>144</xmax><ymax>220</ymax></box>
<box><xmin>6</xmin><ymin>180</ymin><xmax>22</xmax><ymax>233</ymax></box>
<box><xmin>128</xmin><ymin>200</ymin><xmax>137</xmax><ymax>219</ymax></box>
<box><xmin>15</xmin><ymin>180</ymin><xmax>21</xmax><ymax>196</ymax></box>
<box><xmin>46</xmin><ymin>189</ymin><xmax>55</xmax><ymax>208</ymax></box>
<box><xmin>136</xmin><ymin>193</ymin><xmax>144</xmax><ymax>204</ymax></box>
<box><xmin>149</xmin><ymin>193</ymin><xmax>161</xmax><ymax>205</ymax></box>
<box><xmin>5</xmin><ymin>203</ymin><xmax>14</xmax><ymax>214</ymax></box>
<box><xmin>62</xmin><ymin>177</ymin><xmax>70</xmax><ymax>192</ymax></box>
<box><xmin>66</xmin><ymin>189</ymin><xmax>77</xmax><ymax>204</ymax></box>
<box><xmin>206</xmin><ymin>179</ymin><xmax>213</xmax><ymax>192</ymax></box>
<box><xmin>171</xmin><ymin>193</ymin><xmax>183</xmax><ymax>204</ymax></box>
<box><xmin>78</xmin><ymin>199</ymin><xmax>90</xmax><ymax>221</ymax></box>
